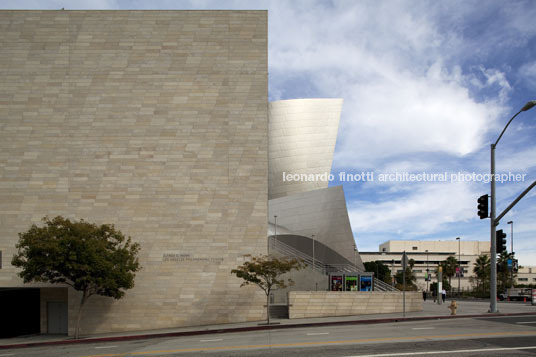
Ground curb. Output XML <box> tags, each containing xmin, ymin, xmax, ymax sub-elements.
<box><xmin>2</xmin><ymin>311</ymin><xmax>536</xmax><ymax>350</ymax></box>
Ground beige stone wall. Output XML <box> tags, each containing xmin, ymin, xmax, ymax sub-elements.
<box><xmin>40</xmin><ymin>288</ymin><xmax>68</xmax><ymax>333</ymax></box>
<box><xmin>288</xmin><ymin>291</ymin><xmax>422</xmax><ymax>319</ymax></box>
<box><xmin>0</xmin><ymin>10</ymin><xmax>268</xmax><ymax>335</ymax></box>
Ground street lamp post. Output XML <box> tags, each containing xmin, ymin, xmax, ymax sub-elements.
<box><xmin>508</xmin><ymin>220</ymin><xmax>514</xmax><ymax>289</ymax></box>
<box><xmin>353</xmin><ymin>243</ymin><xmax>358</xmax><ymax>270</ymax></box>
<box><xmin>456</xmin><ymin>237</ymin><xmax>461</xmax><ymax>297</ymax></box>
<box><xmin>391</xmin><ymin>259</ymin><xmax>395</xmax><ymax>287</ymax></box>
<box><xmin>274</xmin><ymin>215</ymin><xmax>278</xmax><ymax>250</ymax></box>
<box><xmin>425</xmin><ymin>250</ymin><xmax>429</xmax><ymax>293</ymax></box>
<box><xmin>312</xmin><ymin>234</ymin><xmax>315</xmax><ymax>270</ymax></box>
<box><xmin>490</xmin><ymin>100</ymin><xmax>536</xmax><ymax>313</ymax></box>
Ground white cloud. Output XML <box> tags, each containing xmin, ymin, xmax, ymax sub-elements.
<box><xmin>263</xmin><ymin>2</ymin><xmax>511</xmax><ymax>169</ymax></box>
<box><xmin>348</xmin><ymin>181</ymin><xmax>476</xmax><ymax>235</ymax></box>
<box><xmin>519</xmin><ymin>61</ymin><xmax>536</xmax><ymax>90</ymax></box>
<box><xmin>1</xmin><ymin>0</ymin><xmax>119</xmax><ymax>9</ymax></box>
<box><xmin>333</xmin><ymin>64</ymin><xmax>506</xmax><ymax>169</ymax></box>
<box><xmin>496</xmin><ymin>147</ymin><xmax>536</xmax><ymax>173</ymax></box>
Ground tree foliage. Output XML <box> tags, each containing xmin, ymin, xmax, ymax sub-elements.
<box><xmin>470</xmin><ymin>254</ymin><xmax>490</xmax><ymax>297</ymax></box>
<box><xmin>395</xmin><ymin>267</ymin><xmax>417</xmax><ymax>291</ymax></box>
<box><xmin>497</xmin><ymin>251</ymin><xmax>516</xmax><ymax>293</ymax></box>
<box><xmin>440</xmin><ymin>256</ymin><xmax>458</xmax><ymax>295</ymax></box>
<box><xmin>364</xmin><ymin>260</ymin><xmax>392</xmax><ymax>284</ymax></box>
<box><xmin>231</xmin><ymin>255</ymin><xmax>304</xmax><ymax>324</ymax></box>
<box><xmin>11</xmin><ymin>216</ymin><xmax>141</xmax><ymax>338</ymax></box>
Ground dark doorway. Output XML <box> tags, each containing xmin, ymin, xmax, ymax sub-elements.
<box><xmin>47</xmin><ymin>301</ymin><xmax>68</xmax><ymax>334</ymax></box>
<box><xmin>0</xmin><ymin>288</ymin><xmax>40</xmax><ymax>338</ymax></box>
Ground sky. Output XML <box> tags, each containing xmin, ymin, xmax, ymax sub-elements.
<box><xmin>2</xmin><ymin>1</ymin><xmax>536</xmax><ymax>265</ymax></box>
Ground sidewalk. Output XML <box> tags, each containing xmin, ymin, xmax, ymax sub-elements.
<box><xmin>2</xmin><ymin>298</ymin><xmax>535</xmax><ymax>349</ymax></box>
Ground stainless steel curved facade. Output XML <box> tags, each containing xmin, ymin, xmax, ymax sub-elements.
<box><xmin>269</xmin><ymin>186</ymin><xmax>364</xmax><ymax>269</ymax></box>
<box><xmin>269</xmin><ymin>98</ymin><xmax>343</xmax><ymax>200</ymax></box>
<box><xmin>268</xmin><ymin>98</ymin><xmax>363</xmax><ymax>272</ymax></box>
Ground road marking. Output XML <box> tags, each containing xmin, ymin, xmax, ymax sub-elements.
<box><xmin>307</xmin><ymin>332</ymin><xmax>330</xmax><ymax>335</ymax></box>
<box><xmin>200</xmin><ymin>338</ymin><xmax>223</xmax><ymax>342</ymax></box>
<box><xmin>79</xmin><ymin>330</ymin><xmax>536</xmax><ymax>357</ymax></box>
<box><xmin>348</xmin><ymin>345</ymin><xmax>536</xmax><ymax>356</ymax></box>
<box><xmin>411</xmin><ymin>327</ymin><xmax>435</xmax><ymax>330</ymax></box>
<box><xmin>516</xmin><ymin>321</ymin><xmax>536</xmax><ymax>324</ymax></box>
<box><xmin>0</xmin><ymin>353</ymin><xmax>15</xmax><ymax>356</ymax></box>
<box><xmin>95</xmin><ymin>346</ymin><xmax>117</xmax><ymax>349</ymax></box>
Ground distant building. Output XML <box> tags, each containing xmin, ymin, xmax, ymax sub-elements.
<box><xmin>360</xmin><ymin>240</ymin><xmax>491</xmax><ymax>292</ymax></box>
<box><xmin>517</xmin><ymin>266</ymin><xmax>536</xmax><ymax>286</ymax></box>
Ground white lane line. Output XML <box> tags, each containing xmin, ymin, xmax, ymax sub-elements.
<box><xmin>516</xmin><ymin>321</ymin><xmax>536</xmax><ymax>324</ymax></box>
<box><xmin>307</xmin><ymin>332</ymin><xmax>330</xmax><ymax>336</ymax></box>
<box><xmin>0</xmin><ymin>353</ymin><xmax>15</xmax><ymax>356</ymax></box>
<box><xmin>346</xmin><ymin>345</ymin><xmax>536</xmax><ymax>356</ymax></box>
<box><xmin>94</xmin><ymin>346</ymin><xmax>117</xmax><ymax>349</ymax></box>
<box><xmin>200</xmin><ymin>338</ymin><xmax>223</xmax><ymax>342</ymax></box>
<box><xmin>412</xmin><ymin>327</ymin><xmax>435</xmax><ymax>330</ymax></box>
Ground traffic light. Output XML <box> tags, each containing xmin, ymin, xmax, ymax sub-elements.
<box><xmin>496</xmin><ymin>229</ymin><xmax>507</xmax><ymax>254</ymax></box>
<box><xmin>513</xmin><ymin>259</ymin><xmax>519</xmax><ymax>273</ymax></box>
<box><xmin>477</xmin><ymin>194</ymin><xmax>489</xmax><ymax>219</ymax></box>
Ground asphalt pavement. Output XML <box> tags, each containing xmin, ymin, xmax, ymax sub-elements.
<box><xmin>1</xmin><ymin>297</ymin><xmax>535</xmax><ymax>350</ymax></box>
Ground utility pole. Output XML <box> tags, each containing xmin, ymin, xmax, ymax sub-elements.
<box><xmin>274</xmin><ymin>215</ymin><xmax>277</xmax><ymax>250</ymax></box>
<box><xmin>457</xmin><ymin>237</ymin><xmax>461</xmax><ymax>297</ymax></box>
<box><xmin>488</xmin><ymin>100</ymin><xmax>535</xmax><ymax>313</ymax></box>
<box><xmin>426</xmin><ymin>250</ymin><xmax>429</xmax><ymax>293</ymax></box>
<box><xmin>312</xmin><ymin>234</ymin><xmax>315</xmax><ymax>270</ymax></box>
<box><xmin>508</xmin><ymin>221</ymin><xmax>514</xmax><ymax>290</ymax></box>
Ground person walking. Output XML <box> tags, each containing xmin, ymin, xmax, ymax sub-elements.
<box><xmin>432</xmin><ymin>289</ymin><xmax>437</xmax><ymax>302</ymax></box>
<box><xmin>441</xmin><ymin>288</ymin><xmax>446</xmax><ymax>303</ymax></box>
<box><xmin>422</xmin><ymin>290</ymin><xmax>427</xmax><ymax>301</ymax></box>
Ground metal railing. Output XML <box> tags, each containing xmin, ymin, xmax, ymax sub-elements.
<box><xmin>373</xmin><ymin>278</ymin><xmax>398</xmax><ymax>291</ymax></box>
<box><xmin>268</xmin><ymin>236</ymin><xmax>329</xmax><ymax>273</ymax></box>
<box><xmin>268</xmin><ymin>236</ymin><xmax>398</xmax><ymax>291</ymax></box>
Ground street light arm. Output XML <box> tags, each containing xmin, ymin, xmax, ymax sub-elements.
<box><xmin>494</xmin><ymin>100</ymin><xmax>536</xmax><ymax>147</ymax></box>
<box><xmin>494</xmin><ymin>110</ymin><xmax>522</xmax><ymax>147</ymax></box>
<box><xmin>489</xmin><ymin>99</ymin><xmax>535</xmax><ymax>313</ymax></box>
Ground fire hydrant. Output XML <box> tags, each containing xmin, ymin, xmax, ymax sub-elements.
<box><xmin>448</xmin><ymin>300</ymin><xmax>457</xmax><ymax>315</ymax></box>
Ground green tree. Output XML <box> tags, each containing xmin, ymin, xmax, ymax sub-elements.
<box><xmin>441</xmin><ymin>256</ymin><xmax>458</xmax><ymax>296</ymax></box>
<box><xmin>231</xmin><ymin>255</ymin><xmax>304</xmax><ymax>325</ymax></box>
<box><xmin>363</xmin><ymin>261</ymin><xmax>392</xmax><ymax>284</ymax></box>
<box><xmin>471</xmin><ymin>254</ymin><xmax>490</xmax><ymax>297</ymax></box>
<box><xmin>11</xmin><ymin>216</ymin><xmax>140</xmax><ymax>339</ymax></box>
<box><xmin>394</xmin><ymin>258</ymin><xmax>417</xmax><ymax>291</ymax></box>
<box><xmin>497</xmin><ymin>251</ymin><xmax>516</xmax><ymax>293</ymax></box>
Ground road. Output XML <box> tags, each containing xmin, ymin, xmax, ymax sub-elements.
<box><xmin>2</xmin><ymin>315</ymin><xmax>536</xmax><ymax>356</ymax></box>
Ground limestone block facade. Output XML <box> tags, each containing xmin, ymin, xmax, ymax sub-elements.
<box><xmin>288</xmin><ymin>291</ymin><xmax>422</xmax><ymax>319</ymax></box>
<box><xmin>0</xmin><ymin>10</ymin><xmax>268</xmax><ymax>335</ymax></box>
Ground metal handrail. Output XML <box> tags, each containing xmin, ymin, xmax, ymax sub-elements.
<box><xmin>268</xmin><ymin>236</ymin><xmax>399</xmax><ymax>292</ymax></box>
<box><xmin>269</xmin><ymin>236</ymin><xmax>363</xmax><ymax>274</ymax></box>
<box><xmin>374</xmin><ymin>277</ymin><xmax>399</xmax><ymax>291</ymax></box>
<box><xmin>269</xmin><ymin>236</ymin><xmax>327</xmax><ymax>273</ymax></box>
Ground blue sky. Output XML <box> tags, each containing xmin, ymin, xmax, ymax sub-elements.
<box><xmin>3</xmin><ymin>1</ymin><xmax>536</xmax><ymax>265</ymax></box>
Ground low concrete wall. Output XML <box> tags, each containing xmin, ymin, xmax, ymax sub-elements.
<box><xmin>288</xmin><ymin>291</ymin><xmax>422</xmax><ymax>319</ymax></box>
